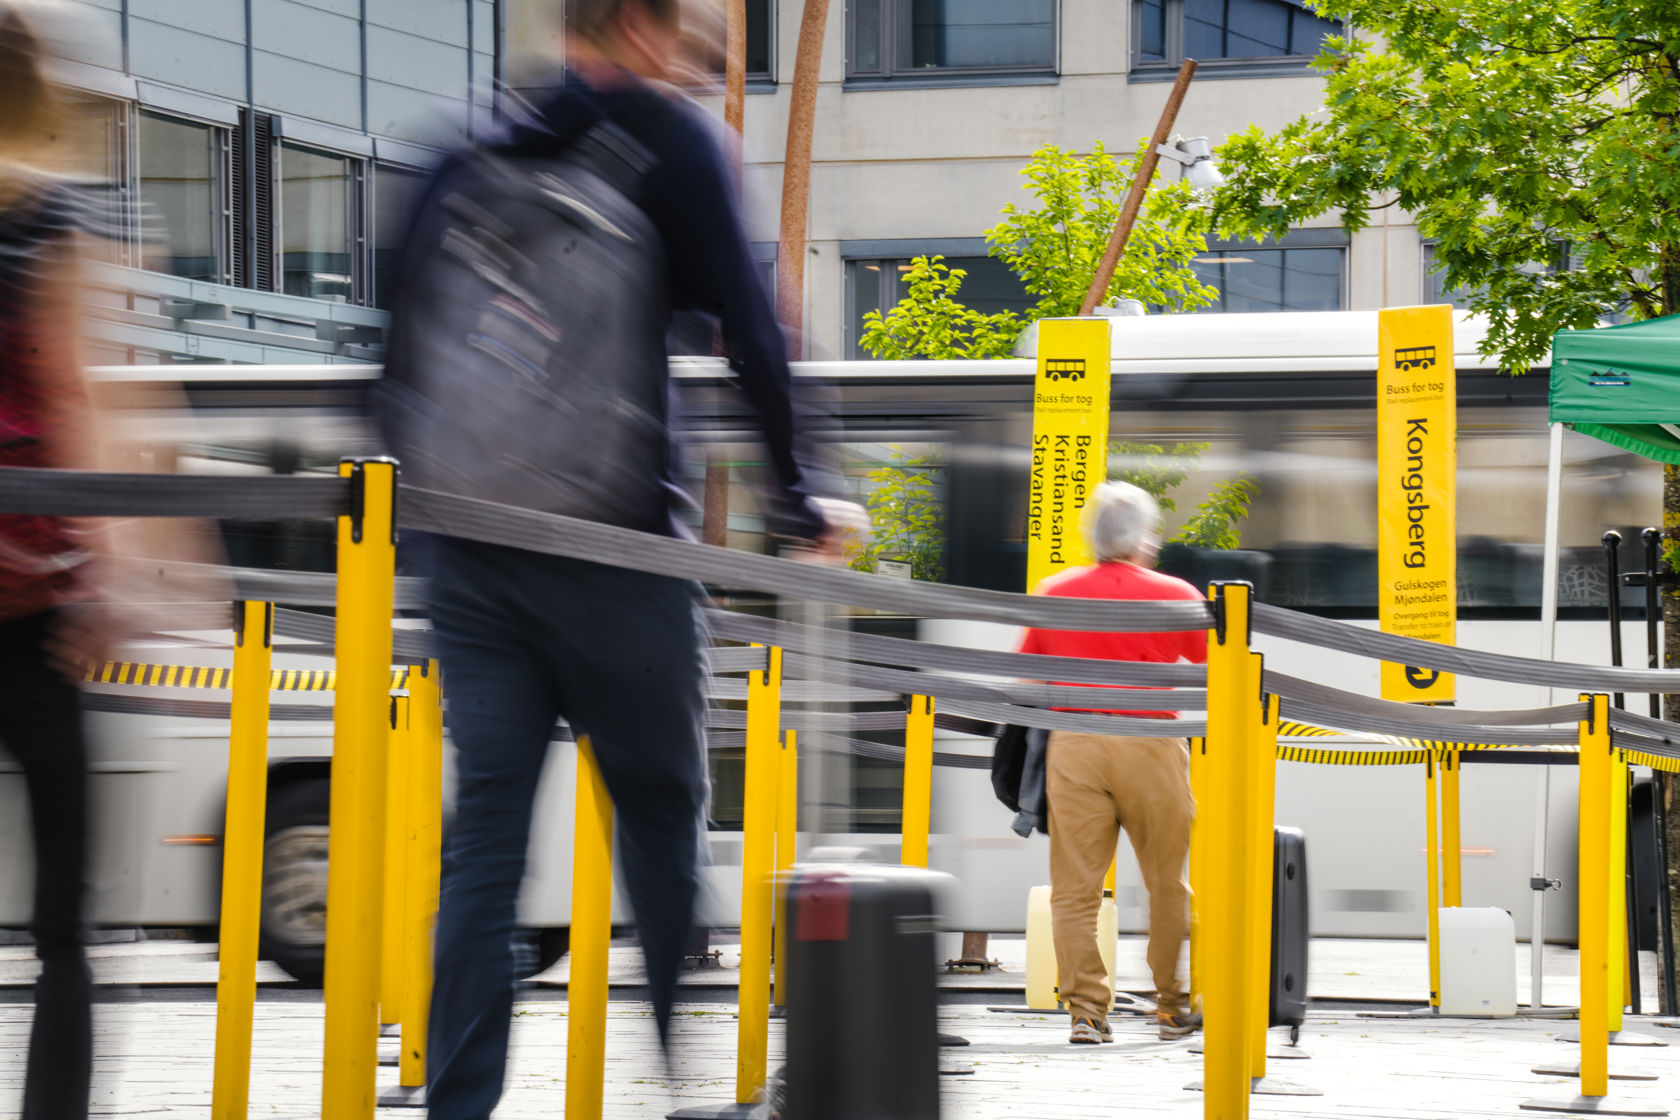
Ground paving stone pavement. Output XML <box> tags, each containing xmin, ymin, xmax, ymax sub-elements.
<box><xmin>2</xmin><ymin>995</ymin><xmax>1678</xmax><ymax>1119</ymax></box>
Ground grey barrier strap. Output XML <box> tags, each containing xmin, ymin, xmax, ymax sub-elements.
<box><xmin>399</xmin><ymin>486</ymin><xmax>1216</xmax><ymax>634</ymax></box>
<box><xmin>1609</xmin><ymin>708</ymin><xmax>1680</xmax><ymax>745</ymax></box>
<box><xmin>778</xmin><ymin>647</ymin><xmax>1207</xmax><ymax>713</ymax></box>
<box><xmin>936</xmin><ymin>712</ymin><xmax>1002</xmax><ymax>738</ymax></box>
<box><xmin>941</xmin><ymin>697</ymin><xmax>1207</xmax><ymax>739</ymax></box>
<box><xmin>83</xmin><ymin>693</ymin><xmax>330</xmax><ymax>722</ymax></box>
<box><xmin>271</xmin><ymin>607</ymin><xmax>436</xmax><ymax>661</ymax></box>
<box><xmin>705</xmin><ymin>609</ymin><xmax>1206</xmax><ymax>687</ymax></box>
<box><xmin>1253</xmin><ymin>602</ymin><xmax>1680</xmax><ymax>692</ymax></box>
<box><xmin>706</xmin><ymin>708</ymin><xmax>909</xmax><ymax>732</ymax></box>
<box><xmin>118</xmin><ymin>558</ymin><xmax>429</xmax><ymax>610</ymax></box>
<box><xmin>0</xmin><ymin>466</ymin><xmax>350</xmax><ymax>519</ymax></box>
<box><xmin>1616</xmin><ymin>731</ymin><xmax>1680</xmax><ymax>760</ymax></box>
<box><xmin>707</xmin><ymin>677</ymin><xmax>898</xmax><ymax>703</ymax></box>
<box><xmin>1278</xmin><ymin>698</ymin><xmax>1577</xmax><ymax>746</ymax></box>
<box><xmin>709</xmin><ymin>645</ymin><xmax>770</xmax><ymax>673</ymax></box>
<box><xmin>817</xmin><ymin>733</ymin><xmax>991</xmax><ymax>771</ymax></box>
<box><xmin>1263</xmin><ymin>670</ymin><xmax>1590</xmax><ymax>729</ymax></box>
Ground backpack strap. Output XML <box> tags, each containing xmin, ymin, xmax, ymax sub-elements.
<box><xmin>568</xmin><ymin>117</ymin><xmax>656</xmax><ymax>201</ymax></box>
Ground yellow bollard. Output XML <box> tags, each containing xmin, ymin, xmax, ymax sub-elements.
<box><xmin>322</xmin><ymin>459</ymin><xmax>398</xmax><ymax>1120</ymax></box>
<box><xmin>773</xmin><ymin>729</ymin><xmax>797</xmax><ymax>1009</ymax></box>
<box><xmin>1188</xmin><ymin>735</ymin><xmax>1206</xmax><ymax>1014</ymax></box>
<box><xmin>1204</xmin><ymin>582</ymin><xmax>1261</xmax><ymax>1120</ymax></box>
<box><xmin>1578</xmin><ymin>694</ymin><xmax>1612</xmax><ymax>1098</ymax></box>
<box><xmin>1608</xmin><ymin>748</ymin><xmax>1628</xmax><ymax>1034</ymax></box>
<box><xmin>380</xmin><ymin>695</ymin><xmax>411</xmax><ymax>1028</ymax></box>
<box><xmin>1441</xmin><ymin>750</ymin><xmax>1462</xmax><ymax>910</ymax></box>
<box><xmin>901</xmin><ymin>694</ymin><xmax>935</xmax><ymax>867</ymax></box>
<box><xmin>1424</xmin><ymin>752</ymin><xmax>1441</xmax><ymax>1008</ymax></box>
<box><xmin>735</xmin><ymin>645</ymin><xmax>783</xmax><ymax>1105</ymax></box>
<box><xmin>567</xmin><ymin>736</ymin><xmax>613</xmax><ymax>1120</ymax></box>
<box><xmin>400</xmin><ymin>662</ymin><xmax>443</xmax><ymax>1088</ymax></box>
<box><xmin>211</xmin><ymin>600</ymin><xmax>274</xmax><ymax>1120</ymax></box>
<box><xmin>1248</xmin><ymin>694</ymin><xmax>1280</xmax><ymax>1079</ymax></box>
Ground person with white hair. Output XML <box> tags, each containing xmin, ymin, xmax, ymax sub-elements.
<box><xmin>1017</xmin><ymin>480</ymin><xmax>1209</xmax><ymax>1044</ymax></box>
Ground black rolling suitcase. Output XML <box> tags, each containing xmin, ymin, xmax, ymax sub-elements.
<box><xmin>782</xmin><ymin>862</ymin><xmax>945</xmax><ymax>1120</ymax></box>
<box><xmin>1270</xmin><ymin>827</ymin><xmax>1309</xmax><ymax>1037</ymax></box>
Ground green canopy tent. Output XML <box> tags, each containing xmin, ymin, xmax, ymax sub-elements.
<box><xmin>1550</xmin><ymin>312</ymin><xmax>1680</xmax><ymax>464</ymax></box>
<box><xmin>1543</xmin><ymin>314</ymin><xmax>1680</xmax><ymax>648</ymax></box>
<box><xmin>1538</xmin><ymin>315</ymin><xmax>1680</xmax><ymax>1011</ymax></box>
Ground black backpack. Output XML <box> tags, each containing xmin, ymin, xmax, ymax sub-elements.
<box><xmin>380</xmin><ymin>120</ymin><xmax>673</xmax><ymax>530</ymax></box>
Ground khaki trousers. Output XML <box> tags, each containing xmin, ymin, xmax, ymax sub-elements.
<box><xmin>1046</xmin><ymin>730</ymin><xmax>1194</xmax><ymax>1019</ymax></box>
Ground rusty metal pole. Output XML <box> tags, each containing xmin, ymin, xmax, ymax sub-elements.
<box><xmin>776</xmin><ymin>0</ymin><xmax>831</xmax><ymax>350</ymax></box>
<box><xmin>724</xmin><ymin>0</ymin><xmax>747</xmax><ymax>137</ymax></box>
<box><xmin>1077</xmin><ymin>59</ymin><xmax>1198</xmax><ymax>316</ymax></box>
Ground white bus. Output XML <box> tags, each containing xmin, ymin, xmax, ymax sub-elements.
<box><xmin>0</xmin><ymin>309</ymin><xmax>1660</xmax><ymax>981</ymax></box>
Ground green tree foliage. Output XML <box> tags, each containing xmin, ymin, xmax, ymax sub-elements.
<box><xmin>856</xmin><ymin>257</ymin><xmax>1023</xmax><ymax>361</ymax></box>
<box><xmin>1210</xmin><ymin>1</ymin><xmax>1680</xmax><ymax>374</ymax></box>
<box><xmin>1174</xmin><ymin>478</ymin><xmax>1261</xmax><ymax>550</ymax></box>
<box><xmin>859</xmin><ymin>142</ymin><xmax>1219</xmax><ymax>359</ymax></box>
<box><xmin>850</xmin><ymin>448</ymin><xmax>945</xmax><ymax>582</ymax></box>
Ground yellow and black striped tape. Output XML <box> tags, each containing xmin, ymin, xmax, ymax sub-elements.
<box><xmin>1276</xmin><ymin>744</ymin><xmax>1428</xmax><ymax>766</ymax></box>
<box><xmin>1621</xmin><ymin>748</ymin><xmax>1680</xmax><ymax>774</ymax></box>
<box><xmin>85</xmin><ymin>661</ymin><xmax>409</xmax><ymax>692</ymax></box>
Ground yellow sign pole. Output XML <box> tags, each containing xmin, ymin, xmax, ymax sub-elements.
<box><xmin>1424</xmin><ymin>753</ymin><xmax>1442</xmax><ymax>1008</ymax></box>
<box><xmin>211</xmin><ymin>600</ymin><xmax>273</xmax><ymax>1120</ymax></box>
<box><xmin>901</xmin><ymin>694</ymin><xmax>935</xmax><ymax>868</ymax></box>
<box><xmin>735</xmin><ymin>645</ymin><xmax>782</xmax><ymax>1105</ymax></box>
<box><xmin>773</xmin><ymin>729</ymin><xmax>798</xmax><ymax>1010</ymax></box>
<box><xmin>380</xmin><ymin>694</ymin><xmax>410</xmax><ymax>1029</ymax></box>
<box><xmin>399</xmin><ymin>661</ymin><xmax>443</xmax><ymax>1089</ymax></box>
<box><xmin>1025</xmin><ymin>318</ymin><xmax>1113</xmax><ymax>592</ymax></box>
<box><xmin>1376</xmin><ymin>305</ymin><xmax>1457</xmax><ymax>703</ymax></box>
<box><xmin>1578</xmin><ymin>695</ymin><xmax>1612</xmax><ymax>1098</ymax></box>
<box><xmin>566</xmin><ymin>737</ymin><xmax>613</xmax><ymax>1120</ymax></box>
<box><xmin>322</xmin><ymin>459</ymin><xmax>398</xmax><ymax>1120</ymax></box>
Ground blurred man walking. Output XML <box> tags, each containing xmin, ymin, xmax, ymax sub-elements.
<box><xmin>381</xmin><ymin>2</ymin><xmax>857</xmax><ymax>1116</ymax></box>
<box><xmin>1018</xmin><ymin>482</ymin><xmax>1208</xmax><ymax>1044</ymax></box>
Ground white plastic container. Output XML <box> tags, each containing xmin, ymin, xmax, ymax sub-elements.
<box><xmin>1025</xmin><ymin>884</ymin><xmax>1117</xmax><ymax>1011</ymax></box>
<box><xmin>1437</xmin><ymin>906</ymin><xmax>1518</xmax><ymax>1017</ymax></box>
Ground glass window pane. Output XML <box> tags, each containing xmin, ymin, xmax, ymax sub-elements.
<box><xmin>1138</xmin><ymin>0</ymin><xmax>1167</xmax><ymax>61</ymax></box>
<box><xmin>138</xmin><ymin>113</ymin><xmax>220</xmax><ymax>281</ymax></box>
<box><xmin>852</xmin><ymin>0</ymin><xmax>882</xmax><ymax>73</ymax></box>
<box><xmin>850</xmin><ymin>260</ymin><xmax>886</xmax><ymax>358</ymax></box>
<box><xmin>1278</xmin><ymin>247</ymin><xmax>1342</xmax><ymax>310</ymax></box>
<box><xmin>746</xmin><ymin>0</ymin><xmax>772</xmax><ymax>76</ymax></box>
<box><xmin>901</xmin><ymin>0</ymin><xmax>1055</xmax><ymax>71</ymax></box>
<box><xmin>941</xmin><ymin>255</ymin><xmax>1031</xmax><ymax>316</ymax></box>
<box><xmin>374</xmin><ymin>164</ymin><xmax>426</xmax><ymax>309</ymax></box>
<box><xmin>1225</xmin><ymin>0</ymin><xmax>1291</xmax><ymax>56</ymax></box>
<box><xmin>280</xmin><ymin>145</ymin><xmax>354</xmax><ymax>301</ymax></box>
<box><xmin>1183</xmin><ymin>0</ymin><xmax>1227</xmax><ymax>59</ymax></box>
<box><xmin>1289</xmin><ymin>9</ymin><xmax>1341</xmax><ymax>54</ymax></box>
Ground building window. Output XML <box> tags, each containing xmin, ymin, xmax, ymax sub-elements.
<box><xmin>845</xmin><ymin>254</ymin><xmax>1033</xmax><ymax>358</ymax></box>
<box><xmin>277</xmin><ymin>143</ymin><xmax>362</xmax><ymax>302</ymax></box>
<box><xmin>746</xmin><ymin>0</ymin><xmax>774</xmax><ymax>81</ymax></box>
<box><xmin>1135</xmin><ymin>0</ymin><xmax>1340</xmax><ymax>74</ymax></box>
<box><xmin>848</xmin><ymin>0</ymin><xmax>1057</xmax><ymax>80</ymax></box>
<box><xmin>1189</xmin><ymin>240</ymin><xmax>1344</xmax><ymax>313</ymax></box>
<box><xmin>137</xmin><ymin>112</ymin><xmax>230</xmax><ymax>283</ymax></box>
<box><xmin>60</xmin><ymin>95</ymin><xmax>133</xmax><ymax>264</ymax></box>
<box><xmin>373</xmin><ymin>163</ymin><xmax>427</xmax><ymax>309</ymax></box>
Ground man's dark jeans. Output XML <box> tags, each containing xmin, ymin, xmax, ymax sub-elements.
<box><xmin>0</xmin><ymin>611</ymin><xmax>92</xmax><ymax>1120</ymax></box>
<box><xmin>426</xmin><ymin>539</ymin><xmax>708</xmax><ymax>1120</ymax></box>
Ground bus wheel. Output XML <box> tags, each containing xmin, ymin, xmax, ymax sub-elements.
<box><xmin>260</xmin><ymin>778</ymin><xmax>330</xmax><ymax>986</ymax></box>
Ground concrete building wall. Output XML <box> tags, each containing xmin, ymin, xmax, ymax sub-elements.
<box><xmin>705</xmin><ymin>0</ymin><xmax>1429</xmax><ymax>359</ymax></box>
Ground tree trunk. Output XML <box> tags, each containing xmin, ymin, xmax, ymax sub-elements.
<box><xmin>1661</xmin><ymin>464</ymin><xmax>1680</xmax><ymax>1013</ymax></box>
<box><xmin>775</xmin><ymin>0</ymin><xmax>830</xmax><ymax>351</ymax></box>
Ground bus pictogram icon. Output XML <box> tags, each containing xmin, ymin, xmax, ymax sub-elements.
<box><xmin>1394</xmin><ymin>345</ymin><xmax>1436</xmax><ymax>371</ymax></box>
<box><xmin>1045</xmin><ymin>358</ymin><xmax>1086</xmax><ymax>382</ymax></box>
